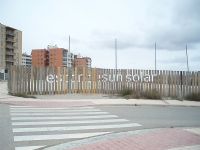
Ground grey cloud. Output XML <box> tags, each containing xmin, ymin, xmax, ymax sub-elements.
<box><xmin>90</xmin><ymin>30</ymin><xmax>155</xmax><ymax>50</ymax></box>
<box><xmin>159</xmin><ymin>57</ymin><xmax>187</xmax><ymax>64</ymax></box>
<box><xmin>91</xmin><ymin>26</ymin><xmax>200</xmax><ymax>52</ymax></box>
<box><xmin>150</xmin><ymin>24</ymin><xmax>200</xmax><ymax>50</ymax></box>
<box><xmin>91</xmin><ymin>0</ymin><xmax>200</xmax><ymax>51</ymax></box>
<box><xmin>59</xmin><ymin>36</ymin><xmax>81</xmax><ymax>44</ymax></box>
<box><xmin>89</xmin><ymin>38</ymin><xmax>153</xmax><ymax>51</ymax></box>
<box><xmin>159</xmin><ymin>55</ymin><xmax>200</xmax><ymax>64</ymax></box>
<box><xmin>149</xmin><ymin>0</ymin><xmax>200</xmax><ymax>50</ymax></box>
<box><xmin>191</xmin><ymin>56</ymin><xmax>200</xmax><ymax>62</ymax></box>
<box><xmin>88</xmin><ymin>31</ymin><xmax>137</xmax><ymax>50</ymax></box>
<box><xmin>173</xmin><ymin>0</ymin><xmax>200</xmax><ymax>22</ymax></box>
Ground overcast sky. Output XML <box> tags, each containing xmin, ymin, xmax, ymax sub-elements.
<box><xmin>0</xmin><ymin>0</ymin><xmax>200</xmax><ymax>70</ymax></box>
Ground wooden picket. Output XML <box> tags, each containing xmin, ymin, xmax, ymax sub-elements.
<box><xmin>7</xmin><ymin>66</ymin><xmax>200</xmax><ymax>98</ymax></box>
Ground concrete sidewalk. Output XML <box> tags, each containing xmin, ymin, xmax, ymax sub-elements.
<box><xmin>1</xmin><ymin>82</ymin><xmax>200</xmax><ymax>150</ymax></box>
<box><xmin>0</xmin><ymin>97</ymin><xmax>200</xmax><ymax>107</ymax></box>
<box><xmin>0</xmin><ymin>81</ymin><xmax>15</xmax><ymax>99</ymax></box>
<box><xmin>1</xmin><ymin>81</ymin><xmax>200</xmax><ymax>107</ymax></box>
<box><xmin>43</xmin><ymin>128</ymin><xmax>200</xmax><ymax>150</ymax></box>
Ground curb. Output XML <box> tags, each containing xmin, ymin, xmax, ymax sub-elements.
<box><xmin>42</xmin><ymin>128</ymin><xmax>159</xmax><ymax>150</ymax></box>
<box><xmin>42</xmin><ymin>127</ymin><xmax>200</xmax><ymax>150</ymax></box>
<box><xmin>0</xmin><ymin>99</ymin><xmax>200</xmax><ymax>108</ymax></box>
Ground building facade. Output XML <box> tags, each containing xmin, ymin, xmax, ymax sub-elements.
<box><xmin>31</xmin><ymin>49</ymin><xmax>49</xmax><ymax>67</ymax></box>
<box><xmin>0</xmin><ymin>23</ymin><xmax>22</xmax><ymax>75</ymax></box>
<box><xmin>74</xmin><ymin>55</ymin><xmax>91</xmax><ymax>68</ymax></box>
<box><xmin>65</xmin><ymin>51</ymin><xmax>74</xmax><ymax>68</ymax></box>
<box><xmin>48</xmin><ymin>47</ymin><xmax>74</xmax><ymax>68</ymax></box>
<box><xmin>31</xmin><ymin>46</ymin><xmax>74</xmax><ymax>68</ymax></box>
<box><xmin>22</xmin><ymin>53</ymin><xmax>32</xmax><ymax>66</ymax></box>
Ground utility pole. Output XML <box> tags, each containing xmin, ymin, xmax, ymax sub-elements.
<box><xmin>69</xmin><ymin>35</ymin><xmax>71</xmax><ymax>52</ymax></box>
<box><xmin>68</xmin><ymin>35</ymin><xmax>71</xmax><ymax>93</ymax></box>
<box><xmin>186</xmin><ymin>44</ymin><xmax>189</xmax><ymax>72</ymax></box>
<box><xmin>155</xmin><ymin>42</ymin><xmax>157</xmax><ymax>71</ymax></box>
<box><xmin>185</xmin><ymin>44</ymin><xmax>190</xmax><ymax>96</ymax></box>
<box><xmin>115</xmin><ymin>38</ymin><xmax>118</xmax><ymax>93</ymax></box>
<box><xmin>115</xmin><ymin>38</ymin><xmax>118</xmax><ymax>70</ymax></box>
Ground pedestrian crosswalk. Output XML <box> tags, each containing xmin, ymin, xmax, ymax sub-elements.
<box><xmin>10</xmin><ymin>105</ymin><xmax>142</xmax><ymax>150</ymax></box>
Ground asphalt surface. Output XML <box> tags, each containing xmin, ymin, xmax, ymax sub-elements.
<box><xmin>0</xmin><ymin>104</ymin><xmax>15</xmax><ymax>150</ymax></box>
<box><xmin>97</xmin><ymin>105</ymin><xmax>200</xmax><ymax>130</ymax></box>
<box><xmin>1</xmin><ymin>104</ymin><xmax>200</xmax><ymax>150</ymax></box>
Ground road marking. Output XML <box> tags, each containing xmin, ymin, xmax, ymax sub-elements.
<box><xmin>12</xmin><ymin>119</ymin><xmax>129</xmax><ymax>126</ymax></box>
<box><xmin>10</xmin><ymin>106</ymin><xmax>33</xmax><ymax>108</ymax></box>
<box><xmin>11</xmin><ymin>105</ymin><xmax>142</xmax><ymax>150</ymax></box>
<box><xmin>13</xmin><ymin>123</ymin><xmax>141</xmax><ymax>133</ymax></box>
<box><xmin>168</xmin><ymin>145</ymin><xmax>200</xmax><ymax>150</ymax></box>
<box><xmin>11</xmin><ymin>115</ymin><xmax>118</xmax><ymax>121</ymax></box>
<box><xmin>11</xmin><ymin>111</ymin><xmax>109</xmax><ymax>116</ymax></box>
<box><xmin>185</xmin><ymin>128</ymin><xmax>200</xmax><ymax>135</ymax></box>
<box><xmin>10</xmin><ymin>109</ymin><xmax>101</xmax><ymax>113</ymax></box>
<box><xmin>14</xmin><ymin>132</ymin><xmax>110</xmax><ymax>142</ymax></box>
<box><xmin>15</xmin><ymin>145</ymin><xmax>45</xmax><ymax>150</ymax></box>
<box><xmin>10</xmin><ymin>106</ymin><xmax>95</xmax><ymax>110</ymax></box>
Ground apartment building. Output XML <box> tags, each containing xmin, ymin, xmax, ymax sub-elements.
<box><xmin>31</xmin><ymin>45</ymin><xmax>74</xmax><ymax>68</ymax></box>
<box><xmin>74</xmin><ymin>55</ymin><xmax>91</xmax><ymax>68</ymax></box>
<box><xmin>22</xmin><ymin>53</ymin><xmax>32</xmax><ymax>66</ymax></box>
<box><xmin>48</xmin><ymin>46</ymin><xmax>74</xmax><ymax>68</ymax></box>
<box><xmin>31</xmin><ymin>49</ymin><xmax>49</xmax><ymax>67</ymax></box>
<box><xmin>0</xmin><ymin>23</ymin><xmax>22</xmax><ymax>74</ymax></box>
<box><xmin>65</xmin><ymin>51</ymin><xmax>74</xmax><ymax>68</ymax></box>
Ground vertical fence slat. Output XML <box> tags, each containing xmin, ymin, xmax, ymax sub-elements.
<box><xmin>7</xmin><ymin>66</ymin><xmax>200</xmax><ymax>98</ymax></box>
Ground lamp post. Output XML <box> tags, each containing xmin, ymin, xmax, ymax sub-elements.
<box><xmin>186</xmin><ymin>44</ymin><xmax>189</xmax><ymax>72</ymax></box>
<box><xmin>115</xmin><ymin>38</ymin><xmax>118</xmax><ymax>71</ymax></box>
<box><xmin>69</xmin><ymin>35</ymin><xmax>71</xmax><ymax>52</ymax></box>
<box><xmin>155</xmin><ymin>42</ymin><xmax>157</xmax><ymax>71</ymax></box>
<box><xmin>115</xmin><ymin>38</ymin><xmax>118</xmax><ymax>93</ymax></box>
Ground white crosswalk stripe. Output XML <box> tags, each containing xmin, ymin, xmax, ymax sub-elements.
<box><xmin>14</xmin><ymin>132</ymin><xmax>110</xmax><ymax>142</ymax></box>
<box><xmin>13</xmin><ymin>123</ymin><xmax>141</xmax><ymax>133</ymax></box>
<box><xmin>10</xmin><ymin>106</ymin><xmax>142</xmax><ymax>150</ymax></box>
<box><xmin>10</xmin><ymin>106</ymin><xmax>95</xmax><ymax>109</ymax></box>
<box><xmin>10</xmin><ymin>108</ymin><xmax>101</xmax><ymax>113</ymax></box>
<box><xmin>11</xmin><ymin>114</ymin><xmax>118</xmax><ymax>120</ymax></box>
<box><xmin>11</xmin><ymin>111</ymin><xmax>109</xmax><ymax>116</ymax></box>
<box><xmin>15</xmin><ymin>146</ymin><xmax>45</xmax><ymax>150</ymax></box>
<box><xmin>12</xmin><ymin>118</ymin><xmax>129</xmax><ymax>126</ymax></box>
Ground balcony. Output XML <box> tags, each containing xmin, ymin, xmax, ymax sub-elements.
<box><xmin>6</xmin><ymin>44</ymin><xmax>14</xmax><ymax>49</ymax></box>
<box><xmin>6</xmin><ymin>38</ymin><xmax>14</xmax><ymax>42</ymax></box>
<box><xmin>6</xmin><ymin>31</ymin><xmax>15</xmax><ymax>36</ymax></box>
<box><xmin>6</xmin><ymin>62</ymin><xmax>14</xmax><ymax>67</ymax></box>
<box><xmin>6</xmin><ymin>51</ymin><xmax>14</xmax><ymax>56</ymax></box>
<box><xmin>6</xmin><ymin>58</ymin><xmax>14</xmax><ymax>62</ymax></box>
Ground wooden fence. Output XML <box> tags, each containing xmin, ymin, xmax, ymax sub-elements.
<box><xmin>8</xmin><ymin>66</ymin><xmax>200</xmax><ymax>98</ymax></box>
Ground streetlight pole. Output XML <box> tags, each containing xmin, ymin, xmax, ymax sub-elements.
<box><xmin>115</xmin><ymin>38</ymin><xmax>118</xmax><ymax>71</ymax></box>
<box><xmin>69</xmin><ymin>35</ymin><xmax>71</xmax><ymax>52</ymax></box>
<box><xmin>155</xmin><ymin>42</ymin><xmax>157</xmax><ymax>71</ymax></box>
<box><xmin>115</xmin><ymin>38</ymin><xmax>118</xmax><ymax>93</ymax></box>
<box><xmin>186</xmin><ymin>44</ymin><xmax>189</xmax><ymax>72</ymax></box>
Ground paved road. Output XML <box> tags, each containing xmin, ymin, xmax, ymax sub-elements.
<box><xmin>0</xmin><ymin>104</ymin><xmax>200</xmax><ymax>150</ymax></box>
<box><xmin>98</xmin><ymin>105</ymin><xmax>200</xmax><ymax>129</ymax></box>
<box><xmin>1</xmin><ymin>104</ymin><xmax>141</xmax><ymax>150</ymax></box>
<box><xmin>0</xmin><ymin>104</ymin><xmax>14</xmax><ymax>150</ymax></box>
